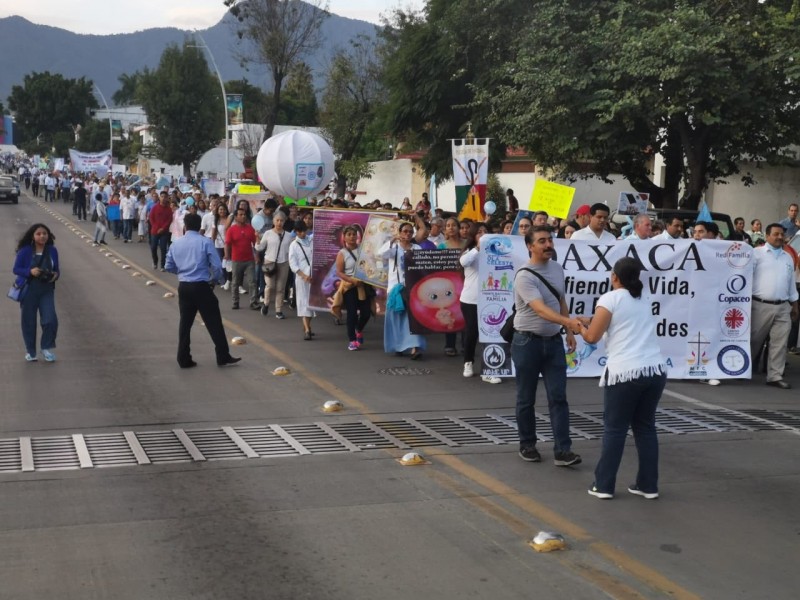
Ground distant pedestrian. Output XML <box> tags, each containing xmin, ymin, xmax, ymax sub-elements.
<box><xmin>288</xmin><ymin>220</ymin><xmax>315</xmax><ymax>340</ymax></box>
<box><xmin>13</xmin><ymin>223</ymin><xmax>60</xmax><ymax>362</ymax></box>
<box><xmin>164</xmin><ymin>213</ymin><xmax>241</xmax><ymax>369</ymax></box>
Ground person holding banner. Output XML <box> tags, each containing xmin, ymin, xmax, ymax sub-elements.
<box><xmin>578</xmin><ymin>257</ymin><xmax>668</xmax><ymax>500</ymax></box>
<box><xmin>335</xmin><ymin>225</ymin><xmax>373</xmax><ymax>350</ymax></box>
<box><xmin>570</xmin><ymin>203</ymin><xmax>615</xmax><ymax>242</ymax></box>
<box><xmin>379</xmin><ymin>222</ymin><xmax>426</xmax><ymax>359</ymax></box>
<box><xmin>512</xmin><ymin>226</ymin><xmax>583</xmax><ymax>466</ymax></box>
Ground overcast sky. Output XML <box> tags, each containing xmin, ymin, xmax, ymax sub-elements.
<box><xmin>0</xmin><ymin>0</ymin><xmax>421</xmax><ymax>34</ymax></box>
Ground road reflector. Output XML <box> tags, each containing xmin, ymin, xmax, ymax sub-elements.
<box><xmin>145</xmin><ymin>280</ymin><xmax>156</xmax><ymax>286</ymax></box>
<box><xmin>231</xmin><ymin>336</ymin><xmax>247</xmax><ymax>345</ymax></box>
<box><xmin>398</xmin><ymin>452</ymin><xmax>429</xmax><ymax>466</ymax></box>
<box><xmin>323</xmin><ymin>400</ymin><xmax>343</xmax><ymax>413</ymax></box>
<box><xmin>272</xmin><ymin>366</ymin><xmax>290</xmax><ymax>376</ymax></box>
<box><xmin>529</xmin><ymin>532</ymin><xmax>567</xmax><ymax>552</ymax></box>
<box><xmin>163</xmin><ymin>292</ymin><xmax>174</xmax><ymax>298</ymax></box>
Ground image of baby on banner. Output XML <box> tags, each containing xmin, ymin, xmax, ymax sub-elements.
<box><xmin>405</xmin><ymin>249</ymin><xmax>466</xmax><ymax>334</ymax></box>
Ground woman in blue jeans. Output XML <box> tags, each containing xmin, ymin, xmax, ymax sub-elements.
<box><xmin>12</xmin><ymin>223</ymin><xmax>60</xmax><ymax>362</ymax></box>
<box><xmin>579</xmin><ymin>257</ymin><xmax>668</xmax><ymax>500</ymax></box>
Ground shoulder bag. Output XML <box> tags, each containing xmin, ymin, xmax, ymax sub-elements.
<box><xmin>499</xmin><ymin>267</ymin><xmax>562</xmax><ymax>343</ymax></box>
<box><xmin>7</xmin><ymin>247</ymin><xmax>50</xmax><ymax>303</ymax></box>
<box><xmin>263</xmin><ymin>232</ymin><xmax>285</xmax><ymax>277</ymax></box>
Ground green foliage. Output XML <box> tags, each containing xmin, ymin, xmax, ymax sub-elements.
<box><xmin>320</xmin><ymin>35</ymin><xmax>388</xmax><ymax>195</ymax></box>
<box><xmin>7</xmin><ymin>71</ymin><xmax>98</xmax><ymax>153</ymax></box>
<box><xmin>279</xmin><ymin>62</ymin><xmax>319</xmax><ymax>125</ymax></box>
<box><xmin>75</xmin><ymin>118</ymin><xmax>111</xmax><ymax>152</ymax></box>
<box><xmin>138</xmin><ymin>42</ymin><xmax>224</xmax><ymax>175</ymax></box>
<box><xmin>111</xmin><ymin>71</ymin><xmax>146</xmax><ymax>106</ymax></box>
<box><xmin>226</xmin><ymin>0</ymin><xmax>329</xmax><ymax>140</ymax></box>
<box><xmin>479</xmin><ymin>0</ymin><xmax>800</xmax><ymax>208</ymax></box>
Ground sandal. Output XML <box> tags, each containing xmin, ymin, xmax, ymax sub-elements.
<box><xmin>444</xmin><ymin>347</ymin><xmax>457</xmax><ymax>357</ymax></box>
<box><xmin>410</xmin><ymin>349</ymin><xmax>423</xmax><ymax>361</ymax></box>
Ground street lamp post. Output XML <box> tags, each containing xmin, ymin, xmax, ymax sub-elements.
<box><xmin>94</xmin><ymin>84</ymin><xmax>113</xmax><ymax>161</ymax></box>
<box><xmin>192</xmin><ymin>32</ymin><xmax>229</xmax><ymax>188</ymax></box>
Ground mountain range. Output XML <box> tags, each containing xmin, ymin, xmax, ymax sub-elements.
<box><xmin>0</xmin><ymin>8</ymin><xmax>379</xmax><ymax>106</ymax></box>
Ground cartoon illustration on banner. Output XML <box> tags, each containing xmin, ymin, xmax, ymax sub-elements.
<box><xmin>354</xmin><ymin>214</ymin><xmax>402</xmax><ymax>288</ymax></box>
<box><xmin>405</xmin><ymin>249</ymin><xmax>465</xmax><ymax>335</ymax></box>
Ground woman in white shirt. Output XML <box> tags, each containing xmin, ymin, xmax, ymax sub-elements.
<box><xmin>579</xmin><ymin>257</ymin><xmax>668</xmax><ymax>500</ymax></box>
<box><xmin>288</xmin><ymin>220</ymin><xmax>314</xmax><ymax>340</ymax></box>
<box><xmin>257</xmin><ymin>212</ymin><xmax>291</xmax><ymax>318</ymax></box>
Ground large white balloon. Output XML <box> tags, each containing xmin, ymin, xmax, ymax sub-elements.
<box><xmin>256</xmin><ymin>130</ymin><xmax>335</xmax><ymax>199</ymax></box>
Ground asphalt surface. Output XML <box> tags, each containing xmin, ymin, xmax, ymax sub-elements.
<box><xmin>0</xmin><ymin>189</ymin><xmax>798</xmax><ymax>600</ymax></box>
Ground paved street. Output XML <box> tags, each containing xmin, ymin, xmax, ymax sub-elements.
<box><xmin>0</xmin><ymin>190</ymin><xmax>798</xmax><ymax>600</ymax></box>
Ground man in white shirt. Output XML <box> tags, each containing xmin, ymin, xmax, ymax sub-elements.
<box><xmin>750</xmin><ymin>223</ymin><xmax>799</xmax><ymax>389</ymax></box>
<box><xmin>655</xmin><ymin>216</ymin><xmax>684</xmax><ymax>240</ymax></box>
<box><xmin>427</xmin><ymin>217</ymin><xmax>445</xmax><ymax>246</ymax></box>
<box><xmin>570</xmin><ymin>203</ymin><xmax>616</xmax><ymax>242</ymax></box>
<box><xmin>44</xmin><ymin>173</ymin><xmax>57</xmax><ymax>202</ymax></box>
<box><xmin>628</xmin><ymin>213</ymin><xmax>653</xmax><ymax>240</ymax></box>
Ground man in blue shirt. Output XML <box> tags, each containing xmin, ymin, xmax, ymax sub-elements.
<box><xmin>165</xmin><ymin>213</ymin><xmax>241</xmax><ymax>368</ymax></box>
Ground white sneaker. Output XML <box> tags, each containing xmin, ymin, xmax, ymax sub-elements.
<box><xmin>481</xmin><ymin>375</ymin><xmax>502</xmax><ymax>384</ymax></box>
<box><xmin>223</xmin><ymin>281</ymin><xmax>230</xmax><ymax>291</ymax></box>
<box><xmin>707</xmin><ymin>379</ymin><xmax>721</xmax><ymax>386</ymax></box>
<box><xmin>463</xmin><ymin>362</ymin><xmax>474</xmax><ymax>377</ymax></box>
<box><xmin>239</xmin><ymin>286</ymin><xmax>247</xmax><ymax>294</ymax></box>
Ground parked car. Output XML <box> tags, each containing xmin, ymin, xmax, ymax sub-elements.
<box><xmin>0</xmin><ymin>175</ymin><xmax>20</xmax><ymax>204</ymax></box>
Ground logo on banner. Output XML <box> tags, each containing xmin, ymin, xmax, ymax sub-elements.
<box><xmin>720</xmin><ymin>307</ymin><xmax>748</xmax><ymax>338</ymax></box>
<box><xmin>483</xmin><ymin>344</ymin><xmax>506</xmax><ymax>369</ymax></box>
<box><xmin>722</xmin><ymin>242</ymin><xmax>752</xmax><ymax>269</ymax></box>
<box><xmin>717</xmin><ymin>345</ymin><xmax>749</xmax><ymax>376</ymax></box>
<box><xmin>686</xmin><ymin>332</ymin><xmax>712</xmax><ymax>377</ymax></box>
<box><xmin>718</xmin><ymin>274</ymin><xmax>750</xmax><ymax>304</ymax></box>
<box><xmin>480</xmin><ymin>304</ymin><xmax>508</xmax><ymax>336</ymax></box>
<box><xmin>484</xmin><ymin>237</ymin><xmax>513</xmax><ymax>257</ymax></box>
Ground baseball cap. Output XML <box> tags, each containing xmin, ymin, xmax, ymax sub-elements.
<box><xmin>575</xmin><ymin>204</ymin><xmax>591</xmax><ymax>216</ymax></box>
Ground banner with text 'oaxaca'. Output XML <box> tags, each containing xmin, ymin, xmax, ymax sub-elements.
<box><xmin>477</xmin><ymin>235</ymin><xmax>754</xmax><ymax>380</ymax></box>
<box><xmin>452</xmin><ymin>139</ymin><xmax>488</xmax><ymax>222</ymax></box>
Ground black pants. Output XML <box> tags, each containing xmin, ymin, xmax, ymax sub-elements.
<box><xmin>461</xmin><ymin>302</ymin><xmax>479</xmax><ymax>363</ymax></box>
<box><xmin>75</xmin><ymin>199</ymin><xmax>87</xmax><ymax>220</ymax></box>
<box><xmin>343</xmin><ymin>286</ymin><xmax>371</xmax><ymax>342</ymax></box>
<box><xmin>177</xmin><ymin>282</ymin><xmax>231</xmax><ymax>366</ymax></box>
<box><xmin>150</xmin><ymin>233</ymin><xmax>170</xmax><ymax>267</ymax></box>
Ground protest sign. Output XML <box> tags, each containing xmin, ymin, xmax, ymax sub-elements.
<box><xmin>237</xmin><ymin>184</ymin><xmax>262</xmax><ymax>194</ymax></box>
<box><xmin>69</xmin><ymin>149</ymin><xmax>113</xmax><ymax>176</ymax></box>
<box><xmin>354</xmin><ymin>214</ymin><xmax>402</xmax><ymax>289</ymax></box>
<box><xmin>405</xmin><ymin>249</ymin><xmax>465</xmax><ymax>334</ymax></box>
<box><xmin>528</xmin><ymin>179</ymin><xmax>575</xmax><ymax>219</ymax></box>
<box><xmin>617</xmin><ymin>191</ymin><xmax>650</xmax><ymax>215</ymax></box>
<box><xmin>477</xmin><ymin>236</ymin><xmax>754</xmax><ymax>379</ymax></box>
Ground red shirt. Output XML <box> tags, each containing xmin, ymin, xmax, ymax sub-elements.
<box><xmin>149</xmin><ymin>202</ymin><xmax>173</xmax><ymax>235</ymax></box>
<box><xmin>225</xmin><ymin>223</ymin><xmax>257</xmax><ymax>262</ymax></box>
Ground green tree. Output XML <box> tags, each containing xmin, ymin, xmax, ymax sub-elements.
<box><xmin>280</xmin><ymin>62</ymin><xmax>319</xmax><ymax>125</ymax></box>
<box><xmin>320</xmin><ymin>35</ymin><xmax>387</xmax><ymax>195</ymax></box>
<box><xmin>381</xmin><ymin>0</ymin><xmax>525</xmax><ymax>182</ymax></box>
<box><xmin>138</xmin><ymin>42</ymin><xmax>224</xmax><ymax>176</ymax></box>
<box><xmin>112</xmin><ymin>71</ymin><xmax>146</xmax><ymax>106</ymax></box>
<box><xmin>7</xmin><ymin>71</ymin><xmax>97</xmax><ymax>153</ymax></box>
<box><xmin>481</xmin><ymin>0</ymin><xmax>800</xmax><ymax>208</ymax></box>
<box><xmin>75</xmin><ymin>118</ymin><xmax>111</xmax><ymax>152</ymax></box>
<box><xmin>225</xmin><ymin>0</ymin><xmax>329</xmax><ymax>141</ymax></box>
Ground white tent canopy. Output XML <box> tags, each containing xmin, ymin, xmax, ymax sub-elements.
<box><xmin>195</xmin><ymin>147</ymin><xmax>245</xmax><ymax>178</ymax></box>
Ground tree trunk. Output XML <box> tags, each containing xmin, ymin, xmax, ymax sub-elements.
<box><xmin>676</xmin><ymin>115</ymin><xmax>709</xmax><ymax>211</ymax></box>
<box><xmin>335</xmin><ymin>173</ymin><xmax>347</xmax><ymax>199</ymax></box>
<box><xmin>183</xmin><ymin>161</ymin><xmax>191</xmax><ymax>179</ymax></box>
<box><xmin>263</xmin><ymin>73</ymin><xmax>284</xmax><ymax>143</ymax></box>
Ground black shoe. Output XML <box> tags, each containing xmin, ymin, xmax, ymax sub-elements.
<box><xmin>218</xmin><ymin>356</ymin><xmax>242</xmax><ymax>367</ymax></box>
<box><xmin>275</xmin><ymin>312</ymin><xmax>285</xmax><ymax>319</ymax></box>
<box><xmin>627</xmin><ymin>485</ymin><xmax>659</xmax><ymax>499</ymax></box>
<box><xmin>554</xmin><ymin>451</ymin><xmax>582</xmax><ymax>467</ymax></box>
<box><xmin>99</xmin><ymin>240</ymin><xmax>108</xmax><ymax>245</ymax></box>
<box><xmin>518</xmin><ymin>446</ymin><xmax>541</xmax><ymax>462</ymax></box>
<box><xmin>179</xmin><ymin>360</ymin><xmax>198</xmax><ymax>369</ymax></box>
<box><xmin>232</xmin><ymin>302</ymin><xmax>239</xmax><ymax>310</ymax></box>
<box><xmin>304</xmin><ymin>331</ymin><xmax>312</xmax><ymax>341</ymax></box>
<box><xmin>766</xmin><ymin>380</ymin><xmax>791</xmax><ymax>389</ymax></box>
<box><xmin>250</xmin><ymin>302</ymin><xmax>261</xmax><ymax>310</ymax></box>
<box><xmin>260</xmin><ymin>305</ymin><xmax>269</xmax><ymax>316</ymax></box>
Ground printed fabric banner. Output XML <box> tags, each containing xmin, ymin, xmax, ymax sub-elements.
<box><xmin>309</xmin><ymin>209</ymin><xmax>393</xmax><ymax>312</ymax></box>
<box><xmin>405</xmin><ymin>249</ymin><xmax>466</xmax><ymax>335</ymax></box>
<box><xmin>355</xmin><ymin>214</ymin><xmax>403</xmax><ymax>289</ymax></box>
<box><xmin>69</xmin><ymin>149</ymin><xmax>112</xmax><ymax>176</ymax></box>
<box><xmin>226</xmin><ymin>94</ymin><xmax>243</xmax><ymax>128</ymax></box>
<box><xmin>111</xmin><ymin>120</ymin><xmax>123</xmax><ymax>140</ymax></box>
<box><xmin>452</xmin><ymin>139</ymin><xmax>489</xmax><ymax>221</ymax></box>
<box><xmin>477</xmin><ymin>236</ymin><xmax>755</xmax><ymax>380</ymax></box>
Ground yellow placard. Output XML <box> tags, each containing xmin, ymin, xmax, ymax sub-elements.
<box><xmin>238</xmin><ymin>184</ymin><xmax>262</xmax><ymax>194</ymax></box>
<box><xmin>528</xmin><ymin>179</ymin><xmax>575</xmax><ymax>219</ymax></box>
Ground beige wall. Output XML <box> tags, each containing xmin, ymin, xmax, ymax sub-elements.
<box><xmin>706</xmin><ymin>164</ymin><xmax>800</xmax><ymax>226</ymax></box>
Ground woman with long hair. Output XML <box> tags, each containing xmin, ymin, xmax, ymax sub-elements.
<box><xmin>212</xmin><ymin>203</ymin><xmax>233</xmax><ymax>290</ymax></box>
<box><xmin>335</xmin><ymin>224</ymin><xmax>372</xmax><ymax>350</ymax></box>
<box><xmin>579</xmin><ymin>257</ymin><xmax>669</xmax><ymax>500</ymax></box>
<box><xmin>13</xmin><ymin>223</ymin><xmax>60</xmax><ymax>362</ymax></box>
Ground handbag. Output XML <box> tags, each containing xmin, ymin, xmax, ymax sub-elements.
<box><xmin>91</xmin><ymin>207</ymin><xmax>98</xmax><ymax>222</ymax></box>
<box><xmin>500</xmin><ymin>267</ymin><xmax>563</xmax><ymax>343</ymax></box>
<box><xmin>7</xmin><ymin>280</ymin><xmax>29</xmax><ymax>302</ymax></box>
<box><xmin>263</xmin><ymin>232</ymin><xmax>284</xmax><ymax>277</ymax></box>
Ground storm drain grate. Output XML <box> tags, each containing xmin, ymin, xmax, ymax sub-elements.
<box><xmin>378</xmin><ymin>367</ymin><xmax>432</xmax><ymax>376</ymax></box>
<box><xmin>30</xmin><ymin>436</ymin><xmax>80</xmax><ymax>471</ymax></box>
<box><xmin>1</xmin><ymin>404</ymin><xmax>797</xmax><ymax>475</ymax></box>
<box><xmin>84</xmin><ymin>433</ymin><xmax>138</xmax><ymax>467</ymax></box>
<box><xmin>0</xmin><ymin>438</ymin><xmax>22</xmax><ymax>472</ymax></box>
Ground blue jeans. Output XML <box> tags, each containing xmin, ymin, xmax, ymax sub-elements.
<box><xmin>593</xmin><ymin>372</ymin><xmax>667</xmax><ymax>494</ymax></box>
<box><xmin>20</xmin><ymin>282</ymin><xmax>58</xmax><ymax>355</ymax></box>
<box><xmin>511</xmin><ymin>332</ymin><xmax>571</xmax><ymax>453</ymax></box>
<box><xmin>122</xmin><ymin>219</ymin><xmax>134</xmax><ymax>241</ymax></box>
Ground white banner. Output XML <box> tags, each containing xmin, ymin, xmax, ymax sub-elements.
<box><xmin>68</xmin><ymin>149</ymin><xmax>112</xmax><ymax>176</ymax></box>
<box><xmin>477</xmin><ymin>235</ymin><xmax>754</xmax><ymax>379</ymax></box>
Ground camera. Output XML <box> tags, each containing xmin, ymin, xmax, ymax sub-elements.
<box><xmin>37</xmin><ymin>269</ymin><xmax>54</xmax><ymax>281</ymax></box>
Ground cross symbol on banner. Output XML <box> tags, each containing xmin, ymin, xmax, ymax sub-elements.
<box><xmin>688</xmin><ymin>333</ymin><xmax>710</xmax><ymax>366</ymax></box>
